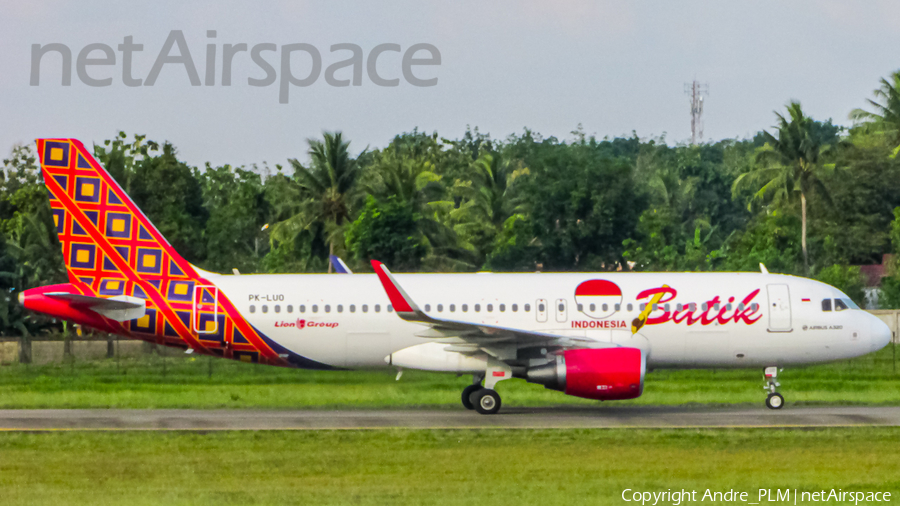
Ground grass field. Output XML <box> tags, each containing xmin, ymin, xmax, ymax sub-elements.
<box><xmin>0</xmin><ymin>346</ymin><xmax>897</xmax><ymax>409</ymax></box>
<box><xmin>0</xmin><ymin>428</ymin><xmax>897</xmax><ymax>505</ymax></box>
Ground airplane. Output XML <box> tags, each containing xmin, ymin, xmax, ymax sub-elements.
<box><xmin>18</xmin><ymin>138</ymin><xmax>892</xmax><ymax>414</ymax></box>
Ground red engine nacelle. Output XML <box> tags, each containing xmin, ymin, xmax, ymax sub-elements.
<box><xmin>526</xmin><ymin>347</ymin><xmax>645</xmax><ymax>400</ymax></box>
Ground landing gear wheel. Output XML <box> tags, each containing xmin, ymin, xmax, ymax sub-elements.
<box><xmin>766</xmin><ymin>392</ymin><xmax>784</xmax><ymax>410</ymax></box>
<box><xmin>461</xmin><ymin>384</ymin><xmax>482</xmax><ymax>410</ymax></box>
<box><xmin>474</xmin><ymin>389</ymin><xmax>502</xmax><ymax>415</ymax></box>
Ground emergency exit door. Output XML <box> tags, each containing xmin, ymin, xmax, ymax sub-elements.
<box><xmin>766</xmin><ymin>284</ymin><xmax>792</xmax><ymax>332</ymax></box>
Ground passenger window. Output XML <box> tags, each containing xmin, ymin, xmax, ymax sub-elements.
<box><xmin>537</xmin><ymin>303</ymin><xmax>544</xmax><ymax>312</ymax></box>
<box><xmin>834</xmin><ymin>299</ymin><xmax>849</xmax><ymax>311</ymax></box>
<box><xmin>262</xmin><ymin>305</ymin><xmax>268</xmax><ymax>313</ymax></box>
<box><xmin>499</xmin><ymin>304</ymin><xmax>505</xmax><ymax>312</ymax></box>
<box><xmin>702</xmin><ymin>303</ymin><xmax>708</xmax><ymax>311</ymax></box>
<box><xmin>337</xmin><ymin>305</ymin><xmax>343</xmax><ymax>313</ymax></box>
<box><xmin>640</xmin><ymin>303</ymin><xmax>646</xmax><ymax>311</ymax></box>
<box><xmin>325</xmin><ymin>305</ymin><xmax>331</xmax><ymax>313</ymax></box>
<box><xmin>462</xmin><ymin>304</ymin><xmax>468</xmax><ymax>312</ymax></box>
<box><xmin>312</xmin><ymin>305</ymin><xmax>318</xmax><ymax>313</ymax></box>
<box><xmin>437</xmin><ymin>304</ymin><xmax>443</xmax><ymax>312</ymax></box>
<box><xmin>557</xmin><ymin>303</ymin><xmax>563</xmax><ymax>312</ymax></box>
<box><xmin>300</xmin><ymin>304</ymin><xmax>306</xmax><ymax>313</ymax></box>
<box><xmin>676</xmin><ymin>303</ymin><xmax>683</xmax><ymax>311</ymax></box>
<box><xmin>615</xmin><ymin>303</ymin><xmax>620</xmax><ymax>311</ymax></box>
<box><xmin>375</xmin><ymin>304</ymin><xmax>381</xmax><ymax>312</ymax></box>
<box><xmin>388</xmin><ymin>305</ymin><xmax>393</xmax><ymax>312</ymax></box>
<box><xmin>475</xmin><ymin>304</ymin><xmax>481</xmax><ymax>312</ymax></box>
<box><xmin>274</xmin><ymin>305</ymin><xmax>281</xmax><ymax>313</ymax></box>
<box><xmin>590</xmin><ymin>303</ymin><xmax>596</xmax><ymax>312</ymax></box>
<box><xmin>450</xmin><ymin>304</ymin><xmax>456</xmax><ymax>312</ymax></box>
<box><xmin>512</xmin><ymin>304</ymin><xmax>518</xmax><ymax>312</ymax></box>
<box><xmin>713</xmin><ymin>303</ymin><xmax>720</xmax><ymax>311</ymax></box>
<box><xmin>350</xmin><ymin>304</ymin><xmax>356</xmax><ymax>313</ymax></box>
<box><xmin>249</xmin><ymin>305</ymin><xmax>256</xmax><ymax>313</ymax></box>
<box><xmin>425</xmin><ymin>304</ymin><xmax>431</xmax><ymax>311</ymax></box>
<box><xmin>577</xmin><ymin>303</ymin><xmax>584</xmax><ymax>311</ymax></box>
<box><xmin>487</xmin><ymin>304</ymin><xmax>494</xmax><ymax>312</ymax></box>
<box><xmin>751</xmin><ymin>303</ymin><xmax>759</xmax><ymax>311</ymax></box>
<box><xmin>664</xmin><ymin>303</ymin><xmax>669</xmax><ymax>312</ymax></box>
<box><xmin>627</xmin><ymin>303</ymin><xmax>633</xmax><ymax>312</ymax></box>
<box><xmin>362</xmin><ymin>304</ymin><xmax>368</xmax><ymax>313</ymax></box>
<box><xmin>737</xmin><ymin>303</ymin><xmax>745</xmax><ymax>311</ymax></box>
<box><xmin>287</xmin><ymin>305</ymin><xmax>293</xmax><ymax>313</ymax></box>
<box><xmin>524</xmin><ymin>304</ymin><xmax>531</xmax><ymax>312</ymax></box>
<box><xmin>602</xmin><ymin>303</ymin><xmax>609</xmax><ymax>312</ymax></box>
<box><xmin>726</xmin><ymin>304</ymin><xmax>732</xmax><ymax>311</ymax></box>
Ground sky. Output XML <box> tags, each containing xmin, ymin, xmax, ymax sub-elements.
<box><xmin>2</xmin><ymin>0</ymin><xmax>900</xmax><ymax>168</ymax></box>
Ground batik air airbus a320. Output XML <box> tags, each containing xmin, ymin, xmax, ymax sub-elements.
<box><xmin>19</xmin><ymin>139</ymin><xmax>891</xmax><ymax>414</ymax></box>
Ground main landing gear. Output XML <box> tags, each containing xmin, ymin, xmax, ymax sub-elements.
<box><xmin>461</xmin><ymin>375</ymin><xmax>502</xmax><ymax>415</ymax></box>
<box><xmin>764</xmin><ymin>366</ymin><xmax>784</xmax><ymax>410</ymax></box>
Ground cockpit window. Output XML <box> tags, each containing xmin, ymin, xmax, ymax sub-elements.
<box><xmin>822</xmin><ymin>299</ymin><xmax>832</xmax><ymax>312</ymax></box>
<box><xmin>842</xmin><ymin>298</ymin><xmax>860</xmax><ymax>310</ymax></box>
<box><xmin>834</xmin><ymin>299</ymin><xmax>849</xmax><ymax>311</ymax></box>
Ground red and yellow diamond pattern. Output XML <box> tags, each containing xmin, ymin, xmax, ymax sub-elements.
<box><xmin>37</xmin><ymin>138</ymin><xmax>288</xmax><ymax>366</ymax></box>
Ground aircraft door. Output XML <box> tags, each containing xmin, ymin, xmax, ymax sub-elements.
<box><xmin>766</xmin><ymin>284</ymin><xmax>792</xmax><ymax>332</ymax></box>
<box><xmin>536</xmin><ymin>299</ymin><xmax>548</xmax><ymax>323</ymax></box>
<box><xmin>192</xmin><ymin>285</ymin><xmax>220</xmax><ymax>334</ymax></box>
<box><xmin>555</xmin><ymin>298</ymin><xmax>568</xmax><ymax>323</ymax></box>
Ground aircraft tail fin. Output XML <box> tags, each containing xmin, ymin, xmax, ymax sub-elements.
<box><xmin>35</xmin><ymin>138</ymin><xmax>199</xmax><ymax>293</ymax></box>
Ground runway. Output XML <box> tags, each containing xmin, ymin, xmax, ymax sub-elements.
<box><xmin>1</xmin><ymin>406</ymin><xmax>900</xmax><ymax>430</ymax></box>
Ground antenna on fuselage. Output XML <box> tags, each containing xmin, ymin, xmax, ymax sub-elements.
<box><xmin>760</xmin><ymin>263</ymin><xmax>769</xmax><ymax>274</ymax></box>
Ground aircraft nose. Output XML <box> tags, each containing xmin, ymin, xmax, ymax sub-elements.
<box><xmin>870</xmin><ymin>316</ymin><xmax>892</xmax><ymax>352</ymax></box>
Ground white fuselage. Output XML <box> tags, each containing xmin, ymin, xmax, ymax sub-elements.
<box><xmin>205</xmin><ymin>271</ymin><xmax>891</xmax><ymax>370</ymax></box>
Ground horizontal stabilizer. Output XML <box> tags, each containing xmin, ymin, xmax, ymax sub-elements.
<box><xmin>45</xmin><ymin>292</ymin><xmax>146</xmax><ymax>322</ymax></box>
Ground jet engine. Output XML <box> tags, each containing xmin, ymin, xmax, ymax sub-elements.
<box><xmin>526</xmin><ymin>347</ymin><xmax>645</xmax><ymax>400</ymax></box>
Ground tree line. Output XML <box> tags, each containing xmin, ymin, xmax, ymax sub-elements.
<box><xmin>3</xmin><ymin>71</ymin><xmax>900</xmax><ymax>338</ymax></box>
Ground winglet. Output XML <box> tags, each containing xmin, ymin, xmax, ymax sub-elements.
<box><xmin>370</xmin><ymin>260</ymin><xmax>419</xmax><ymax>316</ymax></box>
<box><xmin>330</xmin><ymin>255</ymin><xmax>353</xmax><ymax>274</ymax></box>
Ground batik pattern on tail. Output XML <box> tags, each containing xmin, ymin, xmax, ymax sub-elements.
<box><xmin>36</xmin><ymin>138</ymin><xmax>290</xmax><ymax>366</ymax></box>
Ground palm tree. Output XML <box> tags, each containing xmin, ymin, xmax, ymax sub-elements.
<box><xmin>733</xmin><ymin>101</ymin><xmax>833</xmax><ymax>272</ymax></box>
<box><xmin>363</xmin><ymin>142</ymin><xmax>474</xmax><ymax>270</ymax></box>
<box><xmin>850</xmin><ymin>70</ymin><xmax>900</xmax><ymax>155</ymax></box>
<box><xmin>272</xmin><ymin>132</ymin><xmax>362</xmax><ymax>272</ymax></box>
<box><xmin>452</xmin><ymin>151</ymin><xmax>529</xmax><ymax>260</ymax></box>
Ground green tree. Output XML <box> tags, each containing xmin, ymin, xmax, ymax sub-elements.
<box><xmin>345</xmin><ymin>196</ymin><xmax>426</xmax><ymax>270</ymax></box>
<box><xmin>200</xmin><ymin>164</ymin><xmax>268</xmax><ymax>273</ymax></box>
<box><xmin>451</xmin><ymin>150</ymin><xmax>529</xmax><ymax>266</ymax></box>
<box><xmin>272</xmin><ymin>132</ymin><xmax>362</xmax><ymax>272</ymax></box>
<box><xmin>514</xmin><ymin>135</ymin><xmax>645</xmax><ymax>270</ymax></box>
<box><xmin>128</xmin><ymin>143</ymin><xmax>208</xmax><ymax>263</ymax></box>
<box><xmin>733</xmin><ymin>102</ymin><xmax>836</xmax><ymax>272</ymax></box>
<box><xmin>363</xmin><ymin>138</ymin><xmax>470</xmax><ymax>270</ymax></box>
<box><xmin>850</xmin><ymin>70</ymin><xmax>900</xmax><ymax>155</ymax></box>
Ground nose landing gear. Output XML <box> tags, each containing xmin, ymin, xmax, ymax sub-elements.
<box><xmin>763</xmin><ymin>366</ymin><xmax>784</xmax><ymax>410</ymax></box>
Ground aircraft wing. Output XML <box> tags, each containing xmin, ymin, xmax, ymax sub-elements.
<box><xmin>370</xmin><ymin>260</ymin><xmax>612</xmax><ymax>350</ymax></box>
